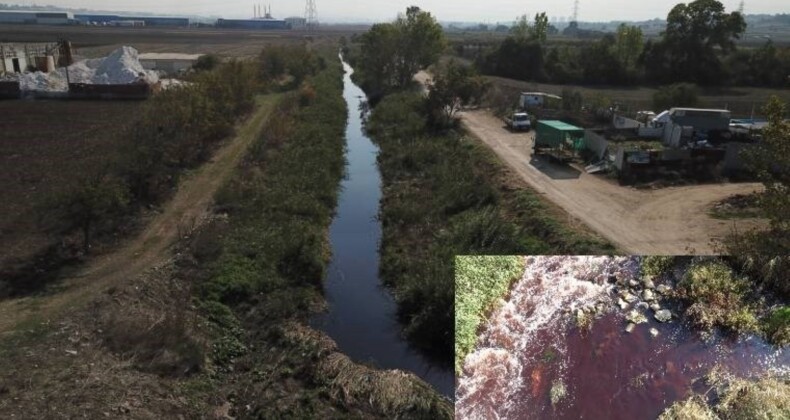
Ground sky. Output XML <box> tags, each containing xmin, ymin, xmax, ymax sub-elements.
<box><xmin>7</xmin><ymin>1</ymin><xmax>787</xmax><ymax>23</ymax></box>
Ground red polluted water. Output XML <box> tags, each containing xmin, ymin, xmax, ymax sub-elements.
<box><xmin>456</xmin><ymin>256</ymin><xmax>789</xmax><ymax>420</ymax></box>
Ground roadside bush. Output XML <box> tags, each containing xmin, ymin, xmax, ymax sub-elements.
<box><xmin>653</xmin><ymin>83</ymin><xmax>700</xmax><ymax>111</ymax></box>
<box><xmin>193</xmin><ymin>54</ymin><xmax>220</xmax><ymax>72</ymax></box>
<box><xmin>259</xmin><ymin>44</ymin><xmax>319</xmax><ymax>88</ymax></box>
<box><xmin>641</xmin><ymin>256</ymin><xmax>675</xmax><ymax>278</ymax></box>
<box><xmin>677</xmin><ymin>259</ymin><xmax>759</xmax><ymax>335</ymax></box>
<box><xmin>765</xmin><ymin>306</ymin><xmax>790</xmax><ymax>346</ymax></box>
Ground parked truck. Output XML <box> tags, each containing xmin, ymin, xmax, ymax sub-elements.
<box><xmin>533</xmin><ymin>120</ymin><xmax>585</xmax><ymax>162</ymax></box>
<box><xmin>504</xmin><ymin>112</ymin><xmax>532</xmax><ymax>131</ymax></box>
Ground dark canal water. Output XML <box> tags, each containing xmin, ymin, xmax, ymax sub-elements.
<box><xmin>309</xmin><ymin>57</ymin><xmax>454</xmax><ymax>398</ymax></box>
<box><xmin>456</xmin><ymin>256</ymin><xmax>789</xmax><ymax>419</ymax></box>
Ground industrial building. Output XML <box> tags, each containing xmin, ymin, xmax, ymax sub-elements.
<box><xmin>0</xmin><ymin>10</ymin><xmax>74</xmax><ymax>25</ymax></box>
<box><xmin>1</xmin><ymin>42</ymin><xmax>65</xmax><ymax>74</ymax></box>
<box><xmin>139</xmin><ymin>53</ymin><xmax>204</xmax><ymax>74</ymax></box>
<box><xmin>285</xmin><ymin>16</ymin><xmax>307</xmax><ymax>28</ymax></box>
<box><xmin>216</xmin><ymin>18</ymin><xmax>289</xmax><ymax>29</ymax></box>
<box><xmin>74</xmin><ymin>14</ymin><xmax>190</xmax><ymax>27</ymax></box>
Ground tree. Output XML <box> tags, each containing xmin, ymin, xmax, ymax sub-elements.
<box><xmin>615</xmin><ymin>24</ymin><xmax>644</xmax><ymax>71</ymax></box>
<box><xmin>49</xmin><ymin>169</ymin><xmax>129</xmax><ymax>255</ymax></box>
<box><xmin>662</xmin><ymin>0</ymin><xmax>746</xmax><ymax>84</ymax></box>
<box><xmin>426</xmin><ymin>61</ymin><xmax>488</xmax><ymax>128</ymax></box>
<box><xmin>531</xmin><ymin>12</ymin><xmax>549</xmax><ymax>44</ymax></box>
<box><xmin>358</xmin><ymin>7</ymin><xmax>445</xmax><ymax>94</ymax></box>
<box><xmin>744</xmin><ymin>97</ymin><xmax>789</xmax><ymax>233</ymax></box>
<box><xmin>392</xmin><ymin>6</ymin><xmax>446</xmax><ymax>87</ymax></box>
<box><xmin>653</xmin><ymin>83</ymin><xmax>700</xmax><ymax>110</ymax></box>
<box><xmin>723</xmin><ymin>97</ymin><xmax>790</xmax><ymax>297</ymax></box>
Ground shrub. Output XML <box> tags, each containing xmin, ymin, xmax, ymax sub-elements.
<box><xmin>641</xmin><ymin>256</ymin><xmax>675</xmax><ymax>278</ymax></box>
<box><xmin>653</xmin><ymin>83</ymin><xmax>699</xmax><ymax>111</ymax></box>
<box><xmin>765</xmin><ymin>306</ymin><xmax>790</xmax><ymax>346</ymax></box>
<box><xmin>678</xmin><ymin>259</ymin><xmax>759</xmax><ymax>335</ymax></box>
<box><xmin>193</xmin><ymin>54</ymin><xmax>220</xmax><ymax>71</ymax></box>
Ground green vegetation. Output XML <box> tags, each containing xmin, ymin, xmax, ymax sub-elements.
<box><xmin>765</xmin><ymin>306</ymin><xmax>790</xmax><ymax>346</ymax></box>
<box><xmin>653</xmin><ymin>83</ymin><xmax>701</xmax><ymax>110</ymax></box>
<box><xmin>455</xmin><ymin>256</ymin><xmax>525</xmax><ymax>373</ymax></box>
<box><xmin>641</xmin><ymin>256</ymin><xmax>676</xmax><ymax>278</ymax></box>
<box><xmin>354</xmin><ymin>6</ymin><xmax>445</xmax><ymax>98</ymax></box>
<box><xmin>426</xmin><ymin>60</ymin><xmax>488</xmax><ymax>128</ymax></box>
<box><xmin>197</xmin><ymin>55</ymin><xmax>345</xmax><ymax>328</ymax></box>
<box><xmin>467</xmin><ymin>0</ymin><xmax>789</xmax><ymax>88</ymax></box>
<box><xmin>677</xmin><ymin>259</ymin><xmax>760</xmax><ymax>335</ymax></box>
<box><xmin>368</xmin><ymin>90</ymin><xmax>613</xmax><ymax>365</ymax></box>
<box><xmin>45</xmin><ymin>168</ymin><xmax>129</xmax><ymax>254</ymax></box>
<box><xmin>659</xmin><ymin>369</ymin><xmax>790</xmax><ymax>419</ymax></box>
<box><xmin>723</xmin><ymin>97</ymin><xmax>789</xmax><ymax>300</ymax></box>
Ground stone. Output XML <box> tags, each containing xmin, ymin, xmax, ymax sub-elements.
<box><xmin>625</xmin><ymin>323</ymin><xmax>636</xmax><ymax>333</ymax></box>
<box><xmin>650</xmin><ymin>303</ymin><xmax>661</xmax><ymax>312</ymax></box>
<box><xmin>642</xmin><ymin>289</ymin><xmax>655</xmax><ymax>301</ymax></box>
<box><xmin>636</xmin><ymin>302</ymin><xmax>649</xmax><ymax>310</ymax></box>
<box><xmin>655</xmin><ymin>309</ymin><xmax>672</xmax><ymax>322</ymax></box>
<box><xmin>656</xmin><ymin>284</ymin><xmax>672</xmax><ymax>294</ymax></box>
<box><xmin>629</xmin><ymin>279</ymin><xmax>639</xmax><ymax>287</ymax></box>
<box><xmin>622</xmin><ymin>291</ymin><xmax>638</xmax><ymax>303</ymax></box>
<box><xmin>618</xmin><ymin>298</ymin><xmax>629</xmax><ymax>310</ymax></box>
<box><xmin>643</xmin><ymin>278</ymin><xmax>655</xmax><ymax>289</ymax></box>
<box><xmin>649</xmin><ymin>328</ymin><xmax>659</xmax><ymax>337</ymax></box>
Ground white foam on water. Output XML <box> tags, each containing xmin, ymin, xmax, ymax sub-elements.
<box><xmin>457</xmin><ymin>256</ymin><xmax>636</xmax><ymax>419</ymax></box>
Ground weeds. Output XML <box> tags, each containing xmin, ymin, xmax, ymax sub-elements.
<box><xmin>678</xmin><ymin>259</ymin><xmax>760</xmax><ymax>336</ymax></box>
<box><xmin>455</xmin><ymin>256</ymin><xmax>525</xmax><ymax>374</ymax></box>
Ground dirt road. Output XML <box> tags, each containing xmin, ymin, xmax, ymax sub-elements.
<box><xmin>462</xmin><ymin>111</ymin><xmax>764</xmax><ymax>255</ymax></box>
<box><xmin>0</xmin><ymin>95</ymin><xmax>280</xmax><ymax>335</ymax></box>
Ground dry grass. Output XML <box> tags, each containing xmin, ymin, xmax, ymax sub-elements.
<box><xmin>281</xmin><ymin>321</ymin><xmax>453</xmax><ymax>419</ymax></box>
<box><xmin>659</xmin><ymin>396</ymin><xmax>720</xmax><ymax>420</ymax></box>
<box><xmin>659</xmin><ymin>367</ymin><xmax>790</xmax><ymax>420</ymax></box>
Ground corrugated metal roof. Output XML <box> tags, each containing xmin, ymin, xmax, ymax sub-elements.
<box><xmin>538</xmin><ymin>120</ymin><xmax>583</xmax><ymax>131</ymax></box>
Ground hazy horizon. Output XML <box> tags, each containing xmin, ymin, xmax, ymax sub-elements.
<box><xmin>3</xmin><ymin>1</ymin><xmax>786</xmax><ymax>23</ymax></box>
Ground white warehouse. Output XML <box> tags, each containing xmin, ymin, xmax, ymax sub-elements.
<box><xmin>0</xmin><ymin>10</ymin><xmax>74</xmax><ymax>25</ymax></box>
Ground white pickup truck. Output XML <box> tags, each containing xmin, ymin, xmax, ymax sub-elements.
<box><xmin>504</xmin><ymin>112</ymin><xmax>532</xmax><ymax>131</ymax></box>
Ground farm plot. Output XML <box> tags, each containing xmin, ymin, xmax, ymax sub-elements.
<box><xmin>0</xmin><ymin>100</ymin><xmax>141</xmax><ymax>268</ymax></box>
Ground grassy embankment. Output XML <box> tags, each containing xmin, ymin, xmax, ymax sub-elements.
<box><xmin>642</xmin><ymin>256</ymin><xmax>789</xmax><ymax>347</ymax></box>
<box><xmin>659</xmin><ymin>368</ymin><xmax>790</xmax><ymax>420</ymax></box>
<box><xmin>365</xmin><ymin>89</ymin><xmax>615</xmax><ymax>365</ymax></box>
<box><xmin>186</xmin><ymin>54</ymin><xmax>451</xmax><ymax>418</ymax></box>
<box><xmin>454</xmin><ymin>256</ymin><xmax>526</xmax><ymax>374</ymax></box>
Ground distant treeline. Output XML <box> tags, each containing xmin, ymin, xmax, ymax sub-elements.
<box><xmin>457</xmin><ymin>0</ymin><xmax>790</xmax><ymax>88</ymax></box>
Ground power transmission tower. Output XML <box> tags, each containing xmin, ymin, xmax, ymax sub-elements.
<box><xmin>305</xmin><ymin>0</ymin><xmax>318</xmax><ymax>31</ymax></box>
<box><xmin>572</xmin><ymin>0</ymin><xmax>579</xmax><ymax>23</ymax></box>
<box><xmin>738</xmin><ymin>1</ymin><xmax>745</xmax><ymax>14</ymax></box>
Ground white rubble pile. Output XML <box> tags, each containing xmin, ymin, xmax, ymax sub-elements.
<box><xmin>1</xmin><ymin>46</ymin><xmax>159</xmax><ymax>92</ymax></box>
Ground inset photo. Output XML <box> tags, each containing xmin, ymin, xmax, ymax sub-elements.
<box><xmin>455</xmin><ymin>256</ymin><xmax>789</xmax><ymax>420</ymax></box>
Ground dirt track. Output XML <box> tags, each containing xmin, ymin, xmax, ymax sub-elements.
<box><xmin>461</xmin><ymin>110</ymin><xmax>765</xmax><ymax>255</ymax></box>
<box><xmin>0</xmin><ymin>95</ymin><xmax>279</xmax><ymax>335</ymax></box>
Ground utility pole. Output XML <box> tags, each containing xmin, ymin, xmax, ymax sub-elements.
<box><xmin>305</xmin><ymin>0</ymin><xmax>318</xmax><ymax>31</ymax></box>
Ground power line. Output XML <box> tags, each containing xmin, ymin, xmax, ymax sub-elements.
<box><xmin>305</xmin><ymin>0</ymin><xmax>318</xmax><ymax>30</ymax></box>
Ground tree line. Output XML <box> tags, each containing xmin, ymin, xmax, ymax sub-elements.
<box><xmin>468</xmin><ymin>0</ymin><xmax>789</xmax><ymax>87</ymax></box>
<box><xmin>45</xmin><ymin>45</ymin><xmax>321</xmax><ymax>256</ymax></box>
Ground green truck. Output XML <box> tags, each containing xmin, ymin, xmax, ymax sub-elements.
<box><xmin>533</xmin><ymin>120</ymin><xmax>585</xmax><ymax>162</ymax></box>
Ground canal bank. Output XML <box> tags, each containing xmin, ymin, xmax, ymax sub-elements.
<box><xmin>310</xmin><ymin>56</ymin><xmax>454</xmax><ymax>398</ymax></box>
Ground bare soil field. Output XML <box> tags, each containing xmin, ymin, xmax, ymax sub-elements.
<box><xmin>0</xmin><ymin>24</ymin><xmax>355</xmax><ymax>59</ymax></box>
<box><xmin>487</xmin><ymin>75</ymin><xmax>790</xmax><ymax>117</ymax></box>
<box><xmin>461</xmin><ymin>110</ymin><xmax>766</xmax><ymax>255</ymax></box>
<box><xmin>0</xmin><ymin>100</ymin><xmax>141</xmax><ymax>269</ymax></box>
<box><xmin>0</xmin><ymin>94</ymin><xmax>278</xmax><ymax>335</ymax></box>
